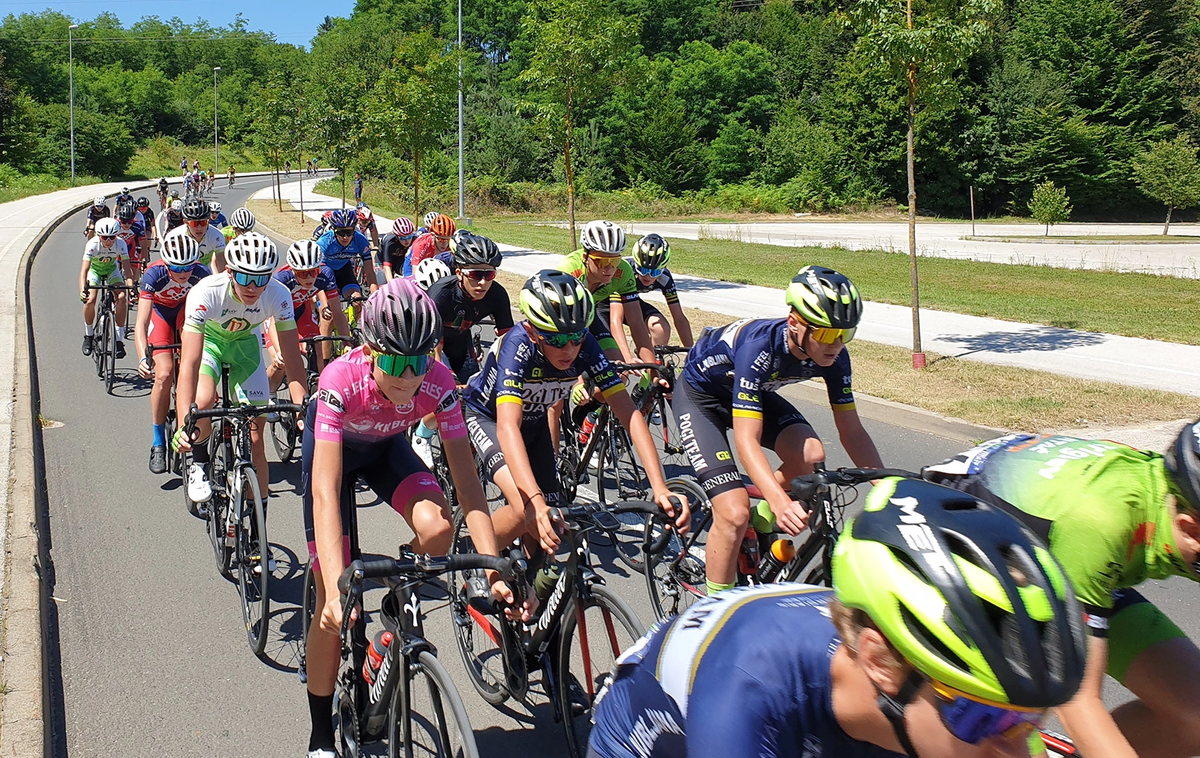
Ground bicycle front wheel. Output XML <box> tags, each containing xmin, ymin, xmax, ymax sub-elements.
<box><xmin>389</xmin><ymin>649</ymin><xmax>480</xmax><ymax>758</ymax></box>
<box><xmin>209</xmin><ymin>428</ymin><xmax>233</xmax><ymax>578</ymax></box>
<box><xmin>600</xmin><ymin>427</ymin><xmax>651</xmax><ymax>573</ymax></box>
<box><xmin>447</xmin><ymin>512</ymin><xmax>511</xmax><ymax>706</ymax></box>
<box><xmin>299</xmin><ymin>560</ymin><xmax>316</xmax><ymax>684</ymax></box>
<box><xmin>104</xmin><ymin>317</ymin><xmax>117</xmax><ymax>394</ymax></box>
<box><xmin>558</xmin><ymin>585</ymin><xmax>645</xmax><ymax>758</ymax></box>
<box><xmin>269</xmin><ymin>386</ymin><xmax>297</xmax><ymax>462</ymax></box>
<box><xmin>235</xmin><ymin>463</ymin><xmax>271</xmax><ymax>657</ymax></box>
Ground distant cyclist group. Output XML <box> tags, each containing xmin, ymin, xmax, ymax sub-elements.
<box><xmin>73</xmin><ymin>176</ymin><xmax>1200</xmax><ymax>758</ymax></box>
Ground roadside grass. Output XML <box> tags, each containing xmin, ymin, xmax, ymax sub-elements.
<box><xmin>472</xmin><ymin>219</ymin><xmax>1200</xmax><ymax>346</ymax></box>
<box><xmin>968</xmin><ymin>234</ymin><xmax>1199</xmax><ymax>243</ymax></box>
<box><xmin>0</xmin><ymin>171</ymin><xmax>104</xmax><ymax>204</ymax></box>
<box><xmin>126</xmin><ymin>137</ymin><xmax>272</xmax><ymax>179</ymax></box>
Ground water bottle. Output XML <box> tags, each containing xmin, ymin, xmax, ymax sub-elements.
<box><xmin>362</xmin><ymin>630</ymin><xmax>394</xmax><ymax>685</ymax></box>
<box><xmin>737</xmin><ymin>527</ymin><xmax>760</xmax><ymax>578</ymax></box>
<box><xmin>756</xmin><ymin>538</ymin><xmax>797</xmax><ymax>583</ymax></box>
<box><xmin>225</xmin><ymin>509</ymin><xmax>236</xmax><ymax>547</ymax></box>
<box><xmin>361</xmin><ymin>630</ymin><xmax>396</xmax><ymax>736</ymax></box>
<box><xmin>578</xmin><ymin>410</ymin><xmax>599</xmax><ymax>446</ymax></box>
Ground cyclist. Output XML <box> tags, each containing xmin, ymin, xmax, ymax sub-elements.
<box><xmin>408</xmin><ymin>213</ymin><xmax>456</xmax><ymax>274</ymax></box>
<box><xmin>199</xmin><ymin>170</ymin><xmax>208</xmax><ymax>192</ymax></box>
<box><xmin>625</xmin><ymin>233</ymin><xmax>694</xmax><ymax>348</ymax></box>
<box><xmin>922</xmin><ymin>423</ymin><xmax>1200</xmax><ymax>758</ymax></box>
<box><xmin>378</xmin><ymin>216</ymin><xmax>417</xmax><ymax>281</ymax></box>
<box><xmin>309</xmin><ymin>210</ymin><xmax>335</xmax><ymax>242</ymax></box>
<box><xmin>79</xmin><ymin>217</ymin><xmax>131</xmax><ymax>358</ymax></box>
<box><xmin>461</xmin><ymin>270</ymin><xmax>689</xmax><ymax>554</ymax></box>
<box><xmin>135</xmin><ymin>197</ymin><xmax>158</xmax><ymax>249</ymax></box>
<box><xmin>418</xmin><ymin>210</ymin><xmax>439</xmax><ymax>236</ymax></box>
<box><xmin>208</xmin><ymin>201</ymin><xmax>226</xmax><ymax>229</ymax></box>
<box><xmin>180</xmin><ymin>157</ymin><xmax>188</xmax><ymax>174</ymax></box>
<box><xmin>115</xmin><ymin>186</ymin><xmax>134</xmax><ymax>207</ymax></box>
<box><xmin>304</xmin><ymin>278</ymin><xmax>529</xmax><ymax>758</ymax></box>
<box><xmin>316</xmin><ymin>207</ymin><xmax>378</xmax><ymax>299</ymax></box>
<box><xmin>285</xmin><ymin>160</ymin><xmax>292</xmax><ymax>177</ymax></box>
<box><xmin>227</xmin><ymin>166</ymin><xmax>235</xmax><ymax>187</ymax></box>
<box><xmin>173</xmin><ymin>233</ymin><xmax>307</xmax><ymax>552</ymax></box>
<box><xmin>192</xmin><ymin>159</ymin><xmax>199</xmax><ymax>172</ymax></box>
<box><xmin>135</xmin><ymin>233</ymin><xmax>211</xmax><ymax>474</ymax></box>
<box><xmin>354</xmin><ymin>202</ymin><xmax>380</xmax><ymax>250</ymax></box>
<box><xmin>413</xmin><ymin>257</ymin><xmax>452</xmax><ymax>291</ymax></box>
<box><xmin>589</xmin><ymin>477</ymin><xmax>1088</xmax><ymax>758</ymax></box>
<box><xmin>164</xmin><ymin>198</ymin><xmax>227</xmax><ymax>273</ymax></box>
<box><xmin>85</xmin><ymin>196</ymin><xmax>110</xmax><ymax>239</ymax></box>
<box><xmin>157</xmin><ymin>199</ymin><xmax>185</xmax><ymax>239</ymax></box>
<box><xmin>676</xmin><ymin>265</ymin><xmax>882</xmax><ymax>596</ymax></box>
<box><xmin>264</xmin><ymin>240</ymin><xmax>345</xmax><ymax>389</ymax></box>
<box><xmin>113</xmin><ymin>202</ymin><xmax>149</xmax><ymax>282</ymax></box>
<box><xmin>222</xmin><ymin>207</ymin><xmax>256</xmax><ymax>244</ymax></box>
<box><xmin>157</xmin><ymin>178</ymin><xmax>169</xmax><ymax>208</ymax></box>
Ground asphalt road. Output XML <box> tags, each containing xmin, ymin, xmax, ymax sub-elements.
<box><xmin>30</xmin><ymin>177</ymin><xmax>1200</xmax><ymax>756</ymax></box>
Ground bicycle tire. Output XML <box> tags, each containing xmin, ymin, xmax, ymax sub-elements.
<box><xmin>269</xmin><ymin>387</ymin><xmax>297</xmax><ymax>462</ymax></box>
<box><xmin>600</xmin><ymin>426</ymin><xmax>651</xmax><ymax>573</ymax></box>
<box><xmin>390</xmin><ymin>649</ymin><xmax>481</xmax><ymax>758</ymax></box>
<box><xmin>235</xmin><ymin>463</ymin><xmax>271</xmax><ymax>657</ymax></box>
<box><xmin>95</xmin><ymin>311</ymin><xmax>110</xmax><ymax>379</ymax></box>
<box><xmin>447</xmin><ymin>512</ymin><xmax>510</xmax><ymax>706</ymax></box>
<box><xmin>208</xmin><ymin>425</ymin><xmax>233</xmax><ymax>578</ymax></box>
<box><xmin>558</xmin><ymin>584</ymin><xmax>645</xmax><ymax>758</ymax></box>
<box><xmin>645</xmin><ymin>476</ymin><xmax>711</xmax><ymax>621</ymax></box>
<box><xmin>299</xmin><ymin>561</ymin><xmax>316</xmax><ymax>684</ymax></box>
<box><xmin>165</xmin><ymin>408</ymin><xmax>179</xmax><ymax>481</ymax></box>
<box><xmin>182</xmin><ymin>451</ymin><xmax>201</xmax><ymax>517</ymax></box>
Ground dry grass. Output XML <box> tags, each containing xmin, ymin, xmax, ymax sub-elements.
<box><xmin>248</xmin><ymin>199</ymin><xmax>320</xmax><ymax>243</ymax></box>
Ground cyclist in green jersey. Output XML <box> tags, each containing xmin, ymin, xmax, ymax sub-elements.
<box><xmin>924</xmin><ymin>423</ymin><xmax>1200</xmax><ymax>758</ymax></box>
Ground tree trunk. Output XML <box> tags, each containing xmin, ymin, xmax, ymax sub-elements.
<box><xmin>414</xmin><ymin>151</ymin><xmax>421</xmax><ymax>221</ymax></box>
<box><xmin>906</xmin><ymin>60</ymin><xmax>923</xmax><ymax>365</ymax></box>
<box><xmin>1164</xmin><ymin>205</ymin><xmax>1173</xmax><ymax>235</ymax></box>
<box><xmin>341</xmin><ymin>167</ymin><xmax>346</xmax><ymax>209</ymax></box>
<box><xmin>565</xmin><ymin>94</ymin><xmax>577</xmax><ymax>249</ymax></box>
<box><xmin>1045</xmin><ymin>223</ymin><xmax>1049</xmax><ymax>236</ymax></box>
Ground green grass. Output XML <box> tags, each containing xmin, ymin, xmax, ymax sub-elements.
<box><xmin>471</xmin><ymin>219</ymin><xmax>1200</xmax><ymax>346</ymax></box>
<box><xmin>0</xmin><ymin>171</ymin><xmax>104</xmax><ymax>203</ymax></box>
<box><xmin>970</xmin><ymin>234</ymin><xmax>1199</xmax><ymax>243</ymax></box>
<box><xmin>125</xmin><ymin>137</ymin><xmax>273</xmax><ymax>179</ymax></box>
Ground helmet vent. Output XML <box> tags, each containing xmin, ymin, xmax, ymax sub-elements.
<box><xmin>999</xmin><ymin>613</ymin><xmax>1031</xmax><ymax>679</ymax></box>
<box><xmin>899</xmin><ymin>605</ymin><xmax>969</xmax><ymax>674</ymax></box>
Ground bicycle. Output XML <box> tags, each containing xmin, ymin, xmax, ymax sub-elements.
<box><xmin>269</xmin><ymin>334</ymin><xmax>355</xmax><ymax>463</ymax></box>
<box><xmin>182</xmin><ymin>362</ymin><xmax>304</xmax><ymax>657</ymax></box>
<box><xmin>145</xmin><ymin>342</ymin><xmax>182</xmax><ymax>478</ymax></box>
<box><xmin>333</xmin><ymin>551</ymin><xmax>514</xmax><ymax>758</ymax></box>
<box><xmin>643</xmin><ymin>465</ymin><xmax>919</xmax><ymax>621</ymax></box>
<box><xmin>448</xmin><ymin>500</ymin><xmax>659</xmax><ymax>757</ymax></box>
<box><xmin>83</xmin><ymin>281</ymin><xmax>134</xmax><ymax>394</ymax></box>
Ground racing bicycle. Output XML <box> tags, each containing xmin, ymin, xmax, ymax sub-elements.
<box><xmin>84</xmin><ymin>281</ymin><xmax>134</xmax><ymax>394</ymax></box>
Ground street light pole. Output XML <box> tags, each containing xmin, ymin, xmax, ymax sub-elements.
<box><xmin>213</xmin><ymin>67</ymin><xmax>221</xmax><ymax>173</ymax></box>
<box><xmin>457</xmin><ymin>0</ymin><xmax>466</xmax><ymax>223</ymax></box>
<box><xmin>69</xmin><ymin>23</ymin><xmax>79</xmax><ymax>185</ymax></box>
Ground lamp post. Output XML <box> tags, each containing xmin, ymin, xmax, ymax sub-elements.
<box><xmin>213</xmin><ymin>67</ymin><xmax>221</xmax><ymax>173</ymax></box>
<box><xmin>457</xmin><ymin>0</ymin><xmax>467</xmax><ymax>223</ymax></box>
<box><xmin>69</xmin><ymin>23</ymin><xmax>79</xmax><ymax>184</ymax></box>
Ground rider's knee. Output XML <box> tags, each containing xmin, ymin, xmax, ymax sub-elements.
<box><xmin>711</xmin><ymin>487</ymin><xmax>752</xmax><ymax>530</ymax></box>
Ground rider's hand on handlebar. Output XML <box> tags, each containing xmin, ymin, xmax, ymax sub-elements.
<box><xmin>491</xmin><ymin>578</ymin><xmax>536</xmax><ymax>622</ymax></box>
<box><xmin>171</xmin><ymin>427</ymin><xmax>193</xmax><ymax>453</ymax></box>
<box><xmin>137</xmin><ymin>357</ymin><xmax>153</xmax><ymax>379</ymax></box>
<box><xmin>769</xmin><ymin>497</ymin><xmax>810</xmax><ymax>536</ymax></box>
<box><xmin>655</xmin><ymin>489</ymin><xmax>691</xmax><ymax>534</ymax></box>
<box><xmin>320</xmin><ymin>593</ymin><xmax>358</xmax><ymax>635</ymax></box>
<box><xmin>79</xmin><ymin>290</ymin><xmax>87</xmax><ymax>303</ymax></box>
<box><xmin>529</xmin><ymin>502</ymin><xmax>562</xmax><ymax>553</ymax></box>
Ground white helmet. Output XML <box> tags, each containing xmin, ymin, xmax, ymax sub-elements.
<box><xmin>230</xmin><ymin>207</ymin><xmax>255</xmax><ymax>231</ymax></box>
<box><xmin>580</xmin><ymin>220</ymin><xmax>626</xmax><ymax>256</ymax></box>
<box><xmin>93</xmin><ymin>196</ymin><xmax>105</xmax><ymax>207</ymax></box>
<box><xmin>414</xmin><ymin>258</ymin><xmax>452</xmax><ymax>291</ymax></box>
<box><xmin>224</xmin><ymin>232</ymin><xmax>278</xmax><ymax>275</ymax></box>
<box><xmin>171</xmin><ymin>200</ymin><xmax>183</xmax><ymax>212</ymax></box>
<box><xmin>423</xmin><ymin>211</ymin><xmax>439</xmax><ymax>228</ymax></box>
<box><xmin>94</xmin><ymin>218</ymin><xmax>120</xmax><ymax>237</ymax></box>
<box><xmin>208</xmin><ymin>201</ymin><xmax>222</xmax><ymax>214</ymax></box>
<box><xmin>161</xmin><ymin>231</ymin><xmax>201</xmax><ymax>266</ymax></box>
<box><xmin>287</xmin><ymin>239</ymin><xmax>323</xmax><ymax>270</ymax></box>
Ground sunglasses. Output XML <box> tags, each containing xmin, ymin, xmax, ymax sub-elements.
<box><xmin>586</xmin><ymin>255</ymin><xmax>619</xmax><ymax>272</ymax></box>
<box><xmin>932</xmin><ymin>681</ymin><xmax>1045</xmax><ymax>745</ymax></box>
<box><xmin>232</xmin><ymin>271</ymin><xmax>271</xmax><ymax>287</ymax></box>
<box><xmin>537</xmin><ymin>329</ymin><xmax>587</xmax><ymax>348</ymax></box>
<box><xmin>800</xmin><ymin>323</ymin><xmax>856</xmax><ymax>345</ymax></box>
<box><xmin>398</xmin><ymin>234</ymin><xmax>416</xmax><ymax>242</ymax></box>
<box><xmin>334</xmin><ymin>229</ymin><xmax>354</xmax><ymax>238</ymax></box>
<box><xmin>433</xmin><ymin>234</ymin><xmax>451</xmax><ymax>242</ymax></box>
<box><xmin>293</xmin><ymin>267</ymin><xmax>319</xmax><ymax>277</ymax></box>
<box><xmin>374</xmin><ymin>352</ymin><xmax>431</xmax><ymax>377</ymax></box>
<box><xmin>462</xmin><ymin>269</ymin><xmax>497</xmax><ymax>282</ymax></box>
<box><xmin>99</xmin><ymin>235</ymin><xmax>117</xmax><ymax>241</ymax></box>
<box><xmin>637</xmin><ymin>266</ymin><xmax>665</xmax><ymax>278</ymax></box>
<box><xmin>187</xmin><ymin>219</ymin><xmax>208</xmax><ymax>227</ymax></box>
<box><xmin>167</xmin><ymin>263</ymin><xmax>195</xmax><ymax>274</ymax></box>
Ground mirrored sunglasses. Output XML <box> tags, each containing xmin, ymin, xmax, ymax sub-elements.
<box><xmin>537</xmin><ymin>329</ymin><xmax>587</xmax><ymax>348</ymax></box>
<box><xmin>462</xmin><ymin>269</ymin><xmax>497</xmax><ymax>282</ymax></box>
<box><xmin>374</xmin><ymin>352</ymin><xmax>431</xmax><ymax>377</ymax></box>
<box><xmin>932</xmin><ymin>682</ymin><xmax>1045</xmax><ymax>745</ymax></box>
<box><xmin>637</xmin><ymin>266</ymin><xmax>665</xmax><ymax>278</ymax></box>
<box><xmin>166</xmin><ymin>263</ymin><xmax>195</xmax><ymax>274</ymax></box>
<box><xmin>232</xmin><ymin>271</ymin><xmax>270</xmax><ymax>287</ymax></box>
<box><xmin>807</xmin><ymin>325</ymin><xmax>856</xmax><ymax>345</ymax></box>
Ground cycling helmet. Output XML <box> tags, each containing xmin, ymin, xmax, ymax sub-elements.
<box><xmin>427</xmin><ymin>214</ymin><xmax>456</xmax><ymax>238</ymax></box>
<box><xmin>115</xmin><ymin>203</ymin><xmax>137</xmax><ymax>222</ymax></box>
<box><xmin>392</xmin><ymin>217</ymin><xmax>416</xmax><ymax>237</ymax></box>
<box><xmin>286</xmin><ymin>239</ymin><xmax>323</xmax><ymax>270</ymax></box>
<box><xmin>171</xmin><ymin>200</ymin><xmax>183</xmax><ymax>212</ymax></box>
<box><xmin>519</xmin><ymin>270</ymin><xmax>595</xmax><ymax>333</ymax></box>
<box><xmin>160</xmin><ymin>232</ymin><xmax>201</xmax><ymax>266</ymax></box>
<box><xmin>230</xmin><ymin>207</ymin><xmax>256</xmax><ymax>231</ymax></box>
<box><xmin>182</xmin><ymin>198</ymin><xmax>209</xmax><ymax>220</ymax></box>
<box><xmin>136</xmin><ymin>196</ymin><xmax>150</xmax><ymax>208</ymax></box>
<box><xmin>414</xmin><ymin>258</ymin><xmax>452</xmax><ymax>290</ymax></box>
<box><xmin>633</xmin><ymin>234</ymin><xmax>670</xmax><ymax>271</ymax></box>
<box><xmin>1166</xmin><ymin>418</ymin><xmax>1200</xmax><ymax>514</ymax></box>
<box><xmin>356</xmin><ymin>204</ymin><xmax>373</xmax><ymax>221</ymax></box>
<box><xmin>94</xmin><ymin>218</ymin><xmax>120</xmax><ymax>237</ymax></box>
<box><xmin>833</xmin><ymin>477</ymin><xmax>1087</xmax><ymax>709</ymax></box>
<box><xmin>93</xmin><ymin>196</ymin><xmax>105</xmax><ymax>207</ymax></box>
<box><xmin>224</xmin><ymin>232</ymin><xmax>278</xmax><ymax>275</ymax></box>
<box><xmin>208</xmin><ymin>201</ymin><xmax>222</xmax><ymax>214</ymax></box>
<box><xmin>331</xmin><ymin>208</ymin><xmax>357</xmax><ymax>230</ymax></box>
<box><xmin>452</xmin><ymin>232</ymin><xmax>502</xmax><ymax>268</ymax></box>
<box><xmin>786</xmin><ymin>265</ymin><xmax>863</xmax><ymax>329</ymax></box>
<box><xmin>580</xmin><ymin>220</ymin><xmax>626</xmax><ymax>256</ymax></box>
<box><xmin>361</xmin><ymin>278</ymin><xmax>443</xmax><ymax>356</ymax></box>
<box><xmin>121</xmin><ymin>186</ymin><xmax>130</xmax><ymax>194</ymax></box>
<box><xmin>423</xmin><ymin>211</ymin><xmax>439</xmax><ymax>228</ymax></box>
<box><xmin>169</xmin><ymin>190</ymin><xmax>180</xmax><ymax>199</ymax></box>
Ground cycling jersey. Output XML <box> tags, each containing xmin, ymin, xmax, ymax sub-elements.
<box><xmin>86</xmin><ymin>205</ymin><xmax>111</xmax><ymax>223</ymax></box>
<box><xmin>628</xmin><ymin>261</ymin><xmax>680</xmax><ymax>305</ymax></box>
<box><xmin>462</xmin><ymin>325</ymin><xmax>622</xmax><ymax>422</ymax></box>
<box><xmin>408</xmin><ymin>233</ymin><xmax>450</xmax><ymax>272</ymax></box>
<box><xmin>316</xmin><ymin>229</ymin><xmax>371</xmax><ymax>272</ymax></box>
<box><xmin>590</xmin><ymin>584</ymin><xmax>901</xmax><ymax>758</ymax></box>
<box><xmin>83</xmin><ymin>236</ymin><xmax>129</xmax><ymax>278</ymax></box>
<box><xmin>558</xmin><ymin>249</ymin><xmax>640</xmax><ymax>306</ymax></box>
<box><xmin>137</xmin><ymin>209</ymin><xmax>156</xmax><ymax>234</ymax></box>
<box><xmin>157</xmin><ymin>209</ymin><xmax>184</xmax><ymax>238</ymax></box>
<box><xmin>273</xmin><ymin>264</ymin><xmax>338</xmax><ymax>321</ymax></box>
<box><xmin>378</xmin><ymin>232</ymin><xmax>413</xmax><ymax>271</ymax></box>
<box><xmin>140</xmin><ymin>261</ymin><xmax>212</xmax><ymax>310</ymax></box>
<box><xmin>164</xmin><ymin>225</ymin><xmax>225</xmax><ymax>268</ymax></box>
<box><xmin>115</xmin><ymin>193</ymin><xmax>133</xmax><ymax>206</ymax></box>
<box><xmin>116</xmin><ymin>222</ymin><xmax>146</xmax><ymax>259</ymax></box>
<box><xmin>425</xmin><ymin>276</ymin><xmax>514</xmax><ymax>371</ymax></box>
<box><xmin>221</xmin><ymin>226</ymin><xmax>237</xmax><ymax>243</ymax></box>
<box><xmin>210</xmin><ymin>213</ymin><xmax>227</xmax><ymax>228</ymax></box>
<box><xmin>682</xmin><ymin>318</ymin><xmax>856</xmax><ymax>419</ymax></box>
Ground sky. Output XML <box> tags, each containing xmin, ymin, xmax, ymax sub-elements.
<box><xmin>6</xmin><ymin>1</ymin><xmax>356</xmax><ymax>48</ymax></box>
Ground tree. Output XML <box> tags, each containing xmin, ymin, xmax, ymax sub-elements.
<box><xmin>843</xmin><ymin>0</ymin><xmax>998</xmax><ymax>367</ymax></box>
<box><xmin>518</xmin><ymin>0</ymin><xmax>638</xmax><ymax>246</ymax></box>
<box><xmin>1132</xmin><ymin>135</ymin><xmax>1200</xmax><ymax>234</ymax></box>
<box><xmin>369</xmin><ymin>30</ymin><xmax>460</xmax><ymax>219</ymax></box>
<box><xmin>1028</xmin><ymin>180</ymin><xmax>1072</xmax><ymax>235</ymax></box>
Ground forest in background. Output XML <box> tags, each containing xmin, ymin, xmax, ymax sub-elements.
<box><xmin>1</xmin><ymin>0</ymin><xmax>1198</xmax><ymax>219</ymax></box>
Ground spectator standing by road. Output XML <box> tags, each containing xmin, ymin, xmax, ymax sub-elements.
<box><xmin>354</xmin><ymin>174</ymin><xmax>363</xmax><ymax>202</ymax></box>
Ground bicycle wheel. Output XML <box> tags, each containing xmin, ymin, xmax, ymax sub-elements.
<box><xmin>447</xmin><ymin>512</ymin><xmax>511</xmax><ymax>706</ymax></box>
<box><xmin>208</xmin><ymin>427</ymin><xmax>233</xmax><ymax>578</ymax></box>
<box><xmin>235</xmin><ymin>463</ymin><xmax>271</xmax><ymax>656</ymax></box>
<box><xmin>558</xmin><ymin>585</ymin><xmax>645</xmax><ymax>758</ymax></box>
<box><xmin>165</xmin><ymin>408</ymin><xmax>179</xmax><ymax>481</ymax></box>
<box><xmin>645</xmin><ymin>476</ymin><xmax>711</xmax><ymax>621</ymax></box>
<box><xmin>389</xmin><ymin>649</ymin><xmax>480</xmax><ymax>758</ymax></box>
<box><xmin>104</xmin><ymin>320</ymin><xmax>117</xmax><ymax>394</ymax></box>
<box><xmin>95</xmin><ymin>311</ymin><xmax>110</xmax><ymax>379</ymax></box>
<box><xmin>299</xmin><ymin>560</ymin><xmax>316</xmax><ymax>684</ymax></box>
<box><xmin>269</xmin><ymin>387</ymin><xmax>297</xmax><ymax>462</ymax></box>
<box><xmin>600</xmin><ymin>427</ymin><xmax>650</xmax><ymax>573</ymax></box>
<box><xmin>646</xmin><ymin>391</ymin><xmax>690</xmax><ymax>479</ymax></box>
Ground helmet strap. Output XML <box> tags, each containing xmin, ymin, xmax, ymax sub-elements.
<box><xmin>874</xmin><ymin>669</ymin><xmax>924</xmax><ymax>757</ymax></box>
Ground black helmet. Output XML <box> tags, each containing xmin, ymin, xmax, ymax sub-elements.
<box><xmin>115</xmin><ymin>202</ymin><xmax>137</xmax><ymax>222</ymax></box>
<box><xmin>518</xmin><ymin>270</ymin><xmax>595</xmax><ymax>334</ymax></box>
<box><xmin>785</xmin><ymin>265</ymin><xmax>863</xmax><ymax>329</ymax></box>
<box><xmin>451</xmin><ymin>232</ymin><xmax>502</xmax><ymax>268</ymax></box>
<box><xmin>1167</xmin><ymin>419</ymin><xmax>1200</xmax><ymax>513</ymax></box>
<box><xmin>136</xmin><ymin>196</ymin><xmax>150</xmax><ymax>208</ymax></box>
<box><xmin>182</xmin><ymin>198</ymin><xmax>209</xmax><ymax>220</ymax></box>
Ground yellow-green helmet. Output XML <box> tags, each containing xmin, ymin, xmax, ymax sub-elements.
<box><xmin>832</xmin><ymin>477</ymin><xmax>1087</xmax><ymax>709</ymax></box>
<box><xmin>785</xmin><ymin>265</ymin><xmax>862</xmax><ymax>328</ymax></box>
<box><xmin>518</xmin><ymin>270</ymin><xmax>595</xmax><ymax>333</ymax></box>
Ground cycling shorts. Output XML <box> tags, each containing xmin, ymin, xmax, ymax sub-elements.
<box><xmin>464</xmin><ymin>409</ymin><xmax>563</xmax><ymax>508</ymax></box>
<box><xmin>198</xmin><ymin>336</ymin><xmax>270</xmax><ymax>406</ymax></box>
<box><xmin>87</xmin><ymin>269</ymin><xmax>124</xmax><ymax>288</ymax></box>
<box><xmin>332</xmin><ymin>263</ymin><xmax>362</xmax><ymax>299</ymax></box>
<box><xmin>301</xmin><ymin>402</ymin><xmax>442</xmax><ymax>569</ymax></box>
<box><xmin>672</xmin><ymin>377</ymin><xmax>809</xmax><ymax>498</ymax></box>
<box><xmin>1106</xmin><ymin>589</ymin><xmax>1188</xmax><ymax>682</ymax></box>
<box><xmin>263</xmin><ymin>311</ymin><xmax>318</xmax><ymax>351</ymax></box>
<box><xmin>148</xmin><ymin>304</ymin><xmax>185</xmax><ymax>347</ymax></box>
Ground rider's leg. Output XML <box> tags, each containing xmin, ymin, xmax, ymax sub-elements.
<box><xmin>646</xmin><ymin>309</ymin><xmax>671</xmax><ymax>347</ymax></box>
<box><xmin>83</xmin><ymin>289</ymin><xmax>98</xmax><ymax>333</ymax></box>
<box><xmin>404</xmin><ymin>492</ymin><xmax>454</xmax><ymax>556</ymax></box>
<box><xmin>115</xmin><ymin>290</ymin><xmax>127</xmax><ymax>331</ymax></box>
<box><xmin>190</xmin><ymin>372</ymin><xmax>218</xmax><ymax>464</ymax></box>
<box><xmin>706</xmin><ymin>486</ymin><xmax>752</xmax><ymax>590</ymax></box>
<box><xmin>150</xmin><ymin>349</ymin><xmax>174</xmax><ymax>429</ymax></box>
<box><xmin>768</xmin><ymin>417</ymin><xmax>824</xmax><ymax>487</ymax></box>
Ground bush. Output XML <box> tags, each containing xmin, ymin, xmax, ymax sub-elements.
<box><xmin>1028</xmin><ymin>180</ymin><xmax>1072</xmax><ymax>235</ymax></box>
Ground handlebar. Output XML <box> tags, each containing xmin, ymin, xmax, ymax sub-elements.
<box><xmin>611</xmin><ymin>361</ymin><xmax>662</xmax><ymax>373</ymax></box>
<box><xmin>337</xmin><ymin>553</ymin><xmax>516</xmax><ymax>595</ymax></box>
<box><xmin>184</xmin><ymin>402</ymin><xmax>307</xmax><ymax>430</ymax></box>
<box><xmin>299</xmin><ymin>335</ymin><xmax>356</xmax><ymax>346</ymax></box>
<box><xmin>789</xmin><ymin>467</ymin><xmax>921</xmax><ymax>502</ymax></box>
<box><xmin>146</xmin><ymin>342</ymin><xmax>181</xmax><ymax>356</ymax></box>
<box><xmin>551</xmin><ymin>500</ymin><xmax>675</xmax><ymax>554</ymax></box>
<box><xmin>653</xmin><ymin>346</ymin><xmax>690</xmax><ymax>357</ymax></box>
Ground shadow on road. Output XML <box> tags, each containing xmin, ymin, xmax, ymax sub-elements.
<box><xmin>937</xmin><ymin>325</ymin><xmax>1109</xmax><ymax>355</ymax></box>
